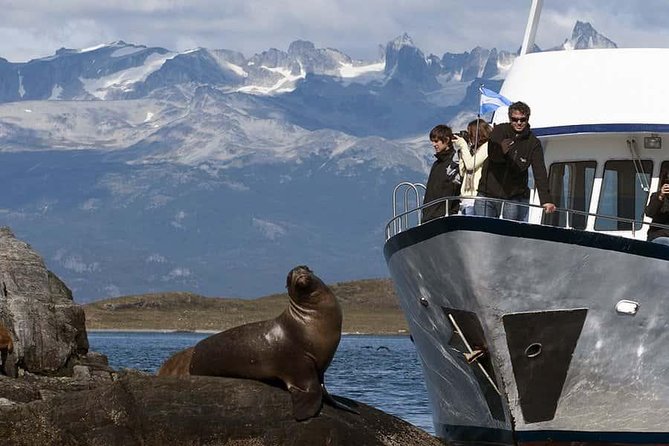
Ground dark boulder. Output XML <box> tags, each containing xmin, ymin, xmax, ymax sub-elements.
<box><xmin>0</xmin><ymin>372</ymin><xmax>444</xmax><ymax>446</ymax></box>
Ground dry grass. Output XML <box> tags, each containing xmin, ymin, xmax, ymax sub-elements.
<box><xmin>83</xmin><ymin>278</ymin><xmax>409</xmax><ymax>335</ymax></box>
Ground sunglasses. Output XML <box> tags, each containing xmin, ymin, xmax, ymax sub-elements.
<box><xmin>510</xmin><ymin>117</ymin><xmax>528</xmax><ymax>123</ymax></box>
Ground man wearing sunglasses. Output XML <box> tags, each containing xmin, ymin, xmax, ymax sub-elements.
<box><xmin>475</xmin><ymin>101</ymin><xmax>556</xmax><ymax>221</ymax></box>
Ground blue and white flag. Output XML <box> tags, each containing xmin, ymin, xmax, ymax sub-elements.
<box><xmin>479</xmin><ymin>86</ymin><xmax>512</xmax><ymax>115</ymax></box>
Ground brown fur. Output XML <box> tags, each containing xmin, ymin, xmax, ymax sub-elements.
<box><xmin>155</xmin><ymin>266</ymin><xmax>351</xmax><ymax>420</ymax></box>
<box><xmin>0</xmin><ymin>325</ymin><xmax>14</xmax><ymax>377</ymax></box>
<box><xmin>0</xmin><ymin>326</ymin><xmax>13</xmax><ymax>354</ymax></box>
<box><xmin>157</xmin><ymin>347</ymin><xmax>193</xmax><ymax>376</ymax></box>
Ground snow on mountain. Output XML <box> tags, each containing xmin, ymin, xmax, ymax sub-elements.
<box><xmin>0</xmin><ymin>21</ymin><xmax>619</xmax><ymax>300</ymax></box>
<box><xmin>0</xmin><ymin>98</ymin><xmax>182</xmax><ymax>150</ymax></box>
<box><xmin>80</xmin><ymin>51</ymin><xmax>179</xmax><ymax>99</ymax></box>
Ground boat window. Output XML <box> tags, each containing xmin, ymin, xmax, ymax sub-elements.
<box><xmin>595</xmin><ymin>160</ymin><xmax>652</xmax><ymax>231</ymax></box>
<box><xmin>543</xmin><ymin>161</ymin><xmax>596</xmax><ymax>229</ymax></box>
<box><xmin>662</xmin><ymin>161</ymin><xmax>669</xmax><ymax>182</ymax></box>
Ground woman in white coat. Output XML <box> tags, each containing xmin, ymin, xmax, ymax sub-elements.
<box><xmin>459</xmin><ymin>119</ymin><xmax>492</xmax><ymax>215</ymax></box>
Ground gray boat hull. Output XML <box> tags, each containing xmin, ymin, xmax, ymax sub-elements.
<box><xmin>385</xmin><ymin>216</ymin><xmax>669</xmax><ymax>445</ymax></box>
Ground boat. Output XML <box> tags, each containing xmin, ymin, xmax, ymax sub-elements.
<box><xmin>384</xmin><ymin>1</ymin><xmax>669</xmax><ymax>445</ymax></box>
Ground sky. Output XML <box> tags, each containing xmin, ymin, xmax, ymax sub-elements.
<box><xmin>2</xmin><ymin>0</ymin><xmax>669</xmax><ymax>63</ymax></box>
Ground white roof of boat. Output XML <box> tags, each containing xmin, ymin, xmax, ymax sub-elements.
<box><xmin>493</xmin><ymin>48</ymin><xmax>669</xmax><ymax>136</ymax></box>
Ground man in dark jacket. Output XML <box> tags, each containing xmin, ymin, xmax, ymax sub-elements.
<box><xmin>644</xmin><ymin>171</ymin><xmax>669</xmax><ymax>245</ymax></box>
<box><xmin>475</xmin><ymin>101</ymin><xmax>556</xmax><ymax>221</ymax></box>
<box><xmin>422</xmin><ymin>124</ymin><xmax>462</xmax><ymax>222</ymax></box>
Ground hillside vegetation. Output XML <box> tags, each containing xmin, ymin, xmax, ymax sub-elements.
<box><xmin>83</xmin><ymin>278</ymin><xmax>409</xmax><ymax>334</ymax></box>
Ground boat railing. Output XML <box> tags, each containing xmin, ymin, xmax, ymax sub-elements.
<box><xmin>391</xmin><ymin>182</ymin><xmax>427</xmax><ymax>236</ymax></box>
<box><xmin>386</xmin><ymin>193</ymin><xmax>669</xmax><ymax>241</ymax></box>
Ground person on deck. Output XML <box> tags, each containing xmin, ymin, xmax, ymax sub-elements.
<box><xmin>459</xmin><ymin>119</ymin><xmax>492</xmax><ymax>216</ymax></box>
<box><xmin>474</xmin><ymin>101</ymin><xmax>556</xmax><ymax>221</ymax></box>
<box><xmin>422</xmin><ymin>125</ymin><xmax>466</xmax><ymax>222</ymax></box>
<box><xmin>644</xmin><ymin>170</ymin><xmax>669</xmax><ymax>245</ymax></box>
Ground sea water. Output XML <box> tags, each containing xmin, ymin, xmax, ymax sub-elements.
<box><xmin>88</xmin><ymin>332</ymin><xmax>434</xmax><ymax>434</ymax></box>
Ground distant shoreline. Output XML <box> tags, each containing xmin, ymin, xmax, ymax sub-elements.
<box><xmin>83</xmin><ymin>280</ymin><xmax>408</xmax><ymax>335</ymax></box>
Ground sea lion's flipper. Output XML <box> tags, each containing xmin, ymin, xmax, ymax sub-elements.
<box><xmin>157</xmin><ymin>347</ymin><xmax>194</xmax><ymax>376</ymax></box>
<box><xmin>322</xmin><ymin>385</ymin><xmax>360</xmax><ymax>415</ymax></box>
<box><xmin>289</xmin><ymin>384</ymin><xmax>323</xmax><ymax>421</ymax></box>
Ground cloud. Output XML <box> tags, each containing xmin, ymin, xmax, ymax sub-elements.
<box><xmin>80</xmin><ymin>198</ymin><xmax>100</xmax><ymax>211</ymax></box>
<box><xmin>162</xmin><ymin>267</ymin><xmax>191</xmax><ymax>281</ymax></box>
<box><xmin>146</xmin><ymin>253</ymin><xmax>167</xmax><ymax>263</ymax></box>
<box><xmin>1</xmin><ymin>1</ymin><xmax>669</xmax><ymax>62</ymax></box>
<box><xmin>55</xmin><ymin>253</ymin><xmax>100</xmax><ymax>273</ymax></box>
<box><xmin>171</xmin><ymin>210</ymin><xmax>187</xmax><ymax>229</ymax></box>
<box><xmin>104</xmin><ymin>284</ymin><xmax>121</xmax><ymax>297</ymax></box>
<box><xmin>252</xmin><ymin>217</ymin><xmax>286</xmax><ymax>240</ymax></box>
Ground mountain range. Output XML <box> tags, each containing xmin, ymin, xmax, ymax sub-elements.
<box><xmin>0</xmin><ymin>21</ymin><xmax>616</xmax><ymax>301</ymax></box>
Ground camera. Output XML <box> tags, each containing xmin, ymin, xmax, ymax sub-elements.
<box><xmin>456</xmin><ymin>130</ymin><xmax>470</xmax><ymax>142</ymax></box>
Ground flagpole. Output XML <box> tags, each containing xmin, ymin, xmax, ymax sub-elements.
<box><xmin>474</xmin><ymin>84</ymin><xmax>482</xmax><ymax>152</ymax></box>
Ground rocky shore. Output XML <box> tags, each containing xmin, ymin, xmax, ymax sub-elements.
<box><xmin>0</xmin><ymin>227</ymin><xmax>441</xmax><ymax>445</ymax></box>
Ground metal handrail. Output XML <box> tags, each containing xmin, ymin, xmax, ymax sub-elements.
<box><xmin>385</xmin><ymin>195</ymin><xmax>669</xmax><ymax>241</ymax></box>
<box><xmin>392</xmin><ymin>182</ymin><xmax>426</xmax><ymax>235</ymax></box>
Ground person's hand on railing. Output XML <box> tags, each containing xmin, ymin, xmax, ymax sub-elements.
<box><xmin>543</xmin><ymin>202</ymin><xmax>557</xmax><ymax>213</ymax></box>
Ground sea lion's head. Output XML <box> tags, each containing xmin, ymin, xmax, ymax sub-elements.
<box><xmin>286</xmin><ymin>265</ymin><xmax>328</xmax><ymax>304</ymax></box>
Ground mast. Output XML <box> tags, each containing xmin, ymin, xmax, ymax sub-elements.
<box><xmin>519</xmin><ymin>0</ymin><xmax>544</xmax><ymax>56</ymax></box>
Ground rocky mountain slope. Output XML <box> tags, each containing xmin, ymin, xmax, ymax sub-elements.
<box><xmin>0</xmin><ymin>22</ymin><xmax>616</xmax><ymax>301</ymax></box>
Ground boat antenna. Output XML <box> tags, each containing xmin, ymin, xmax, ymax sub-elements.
<box><xmin>520</xmin><ymin>0</ymin><xmax>544</xmax><ymax>56</ymax></box>
<box><xmin>627</xmin><ymin>139</ymin><xmax>650</xmax><ymax>192</ymax></box>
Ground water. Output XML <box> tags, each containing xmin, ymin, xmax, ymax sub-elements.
<box><xmin>88</xmin><ymin>332</ymin><xmax>434</xmax><ymax>434</ymax></box>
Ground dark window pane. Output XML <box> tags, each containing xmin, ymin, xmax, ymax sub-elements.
<box><xmin>595</xmin><ymin>160</ymin><xmax>652</xmax><ymax>231</ymax></box>
<box><xmin>543</xmin><ymin>161</ymin><xmax>596</xmax><ymax>230</ymax></box>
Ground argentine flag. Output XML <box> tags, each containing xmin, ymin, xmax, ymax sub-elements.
<box><xmin>479</xmin><ymin>87</ymin><xmax>512</xmax><ymax>115</ymax></box>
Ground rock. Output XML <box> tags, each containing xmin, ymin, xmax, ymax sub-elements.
<box><xmin>0</xmin><ymin>228</ymin><xmax>443</xmax><ymax>445</ymax></box>
<box><xmin>0</xmin><ymin>373</ymin><xmax>444</xmax><ymax>446</ymax></box>
<box><xmin>0</xmin><ymin>226</ymin><xmax>89</xmax><ymax>375</ymax></box>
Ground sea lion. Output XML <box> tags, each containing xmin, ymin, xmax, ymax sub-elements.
<box><xmin>158</xmin><ymin>265</ymin><xmax>357</xmax><ymax>420</ymax></box>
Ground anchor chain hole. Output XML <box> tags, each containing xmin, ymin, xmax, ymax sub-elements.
<box><xmin>525</xmin><ymin>343</ymin><xmax>542</xmax><ymax>358</ymax></box>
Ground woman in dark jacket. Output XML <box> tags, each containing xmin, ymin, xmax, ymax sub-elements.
<box><xmin>645</xmin><ymin>170</ymin><xmax>669</xmax><ymax>245</ymax></box>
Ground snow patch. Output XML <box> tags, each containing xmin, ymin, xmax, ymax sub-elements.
<box><xmin>79</xmin><ymin>43</ymin><xmax>107</xmax><ymax>53</ymax></box>
<box><xmin>18</xmin><ymin>72</ymin><xmax>25</xmax><ymax>98</ymax></box>
<box><xmin>237</xmin><ymin>65</ymin><xmax>305</xmax><ymax>95</ymax></box>
<box><xmin>80</xmin><ymin>51</ymin><xmax>178</xmax><ymax>99</ymax></box>
<box><xmin>223</xmin><ymin>61</ymin><xmax>247</xmax><ymax>77</ymax></box>
<box><xmin>49</xmin><ymin>84</ymin><xmax>63</xmax><ymax>100</ymax></box>
<box><xmin>111</xmin><ymin>46</ymin><xmax>144</xmax><ymax>58</ymax></box>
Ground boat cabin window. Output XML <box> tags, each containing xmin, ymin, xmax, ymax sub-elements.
<box><xmin>653</xmin><ymin>159</ymin><xmax>669</xmax><ymax>196</ymax></box>
<box><xmin>595</xmin><ymin>160</ymin><xmax>652</xmax><ymax>231</ymax></box>
<box><xmin>543</xmin><ymin>161</ymin><xmax>596</xmax><ymax>229</ymax></box>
